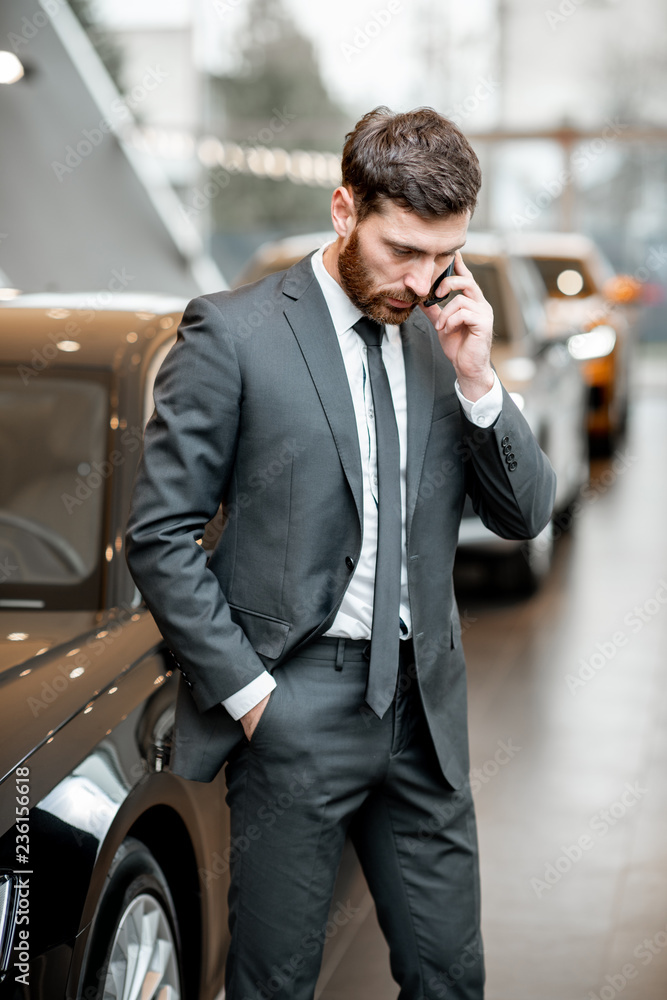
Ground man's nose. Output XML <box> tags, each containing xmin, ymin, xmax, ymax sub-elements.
<box><xmin>403</xmin><ymin>260</ymin><xmax>436</xmax><ymax>298</ymax></box>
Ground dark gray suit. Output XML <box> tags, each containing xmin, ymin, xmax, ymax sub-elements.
<box><xmin>125</xmin><ymin>251</ymin><xmax>556</xmax><ymax>999</ymax></box>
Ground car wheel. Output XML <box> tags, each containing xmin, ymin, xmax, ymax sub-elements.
<box><xmin>79</xmin><ymin>837</ymin><xmax>184</xmax><ymax>1000</ymax></box>
<box><xmin>500</xmin><ymin>519</ymin><xmax>554</xmax><ymax>594</ymax></box>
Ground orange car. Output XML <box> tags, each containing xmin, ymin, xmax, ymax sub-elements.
<box><xmin>508</xmin><ymin>232</ymin><xmax>642</xmax><ymax>453</ymax></box>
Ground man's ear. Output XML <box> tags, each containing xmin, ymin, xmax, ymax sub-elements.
<box><xmin>331</xmin><ymin>185</ymin><xmax>357</xmax><ymax>239</ymax></box>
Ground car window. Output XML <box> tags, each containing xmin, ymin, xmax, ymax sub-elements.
<box><xmin>0</xmin><ymin>370</ymin><xmax>108</xmax><ymax>601</ymax></box>
<box><xmin>461</xmin><ymin>261</ymin><xmax>508</xmax><ymax>342</ymax></box>
<box><xmin>507</xmin><ymin>256</ymin><xmax>548</xmax><ymax>338</ymax></box>
<box><xmin>532</xmin><ymin>257</ymin><xmax>595</xmax><ymax>298</ymax></box>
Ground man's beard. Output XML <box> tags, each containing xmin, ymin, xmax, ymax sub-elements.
<box><xmin>337</xmin><ymin>227</ymin><xmax>422</xmax><ymax>325</ymax></box>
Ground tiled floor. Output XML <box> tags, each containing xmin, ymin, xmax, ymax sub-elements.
<box><xmin>318</xmin><ymin>347</ymin><xmax>667</xmax><ymax>1000</ymax></box>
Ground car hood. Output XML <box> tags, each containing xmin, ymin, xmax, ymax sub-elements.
<box><xmin>0</xmin><ymin>611</ymin><xmax>100</xmax><ymax>673</ymax></box>
<box><xmin>544</xmin><ymin>294</ymin><xmax>610</xmax><ymax>336</ymax></box>
<box><xmin>0</xmin><ymin>608</ymin><xmax>163</xmax><ymax>784</ymax></box>
<box><xmin>492</xmin><ymin>343</ymin><xmax>539</xmax><ymax>396</ymax></box>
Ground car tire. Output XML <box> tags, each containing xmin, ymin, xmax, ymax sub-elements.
<box><xmin>78</xmin><ymin>837</ymin><xmax>184</xmax><ymax>1000</ymax></box>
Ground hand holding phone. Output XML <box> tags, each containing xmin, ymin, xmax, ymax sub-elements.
<box><xmin>423</xmin><ymin>258</ymin><xmax>456</xmax><ymax>308</ymax></box>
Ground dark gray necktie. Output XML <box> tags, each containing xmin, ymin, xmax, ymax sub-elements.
<box><xmin>353</xmin><ymin>317</ymin><xmax>402</xmax><ymax>718</ymax></box>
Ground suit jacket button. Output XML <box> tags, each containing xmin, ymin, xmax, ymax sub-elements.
<box><xmin>345</xmin><ymin>556</ymin><xmax>355</xmax><ymax>571</ymax></box>
<box><xmin>505</xmin><ymin>452</ymin><xmax>515</xmax><ymax>463</ymax></box>
<box><xmin>501</xmin><ymin>435</ymin><xmax>510</xmax><ymax>447</ymax></box>
<box><xmin>508</xmin><ymin>460</ymin><xmax>518</xmax><ymax>471</ymax></box>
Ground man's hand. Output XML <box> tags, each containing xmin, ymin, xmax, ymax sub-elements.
<box><xmin>240</xmin><ymin>692</ymin><xmax>271</xmax><ymax>741</ymax></box>
<box><xmin>419</xmin><ymin>251</ymin><xmax>494</xmax><ymax>401</ymax></box>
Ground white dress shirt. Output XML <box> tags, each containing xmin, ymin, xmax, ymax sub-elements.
<box><xmin>221</xmin><ymin>242</ymin><xmax>503</xmax><ymax>720</ymax></box>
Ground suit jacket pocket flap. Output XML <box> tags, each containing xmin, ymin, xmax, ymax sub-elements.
<box><xmin>228</xmin><ymin>603</ymin><xmax>291</xmax><ymax>660</ymax></box>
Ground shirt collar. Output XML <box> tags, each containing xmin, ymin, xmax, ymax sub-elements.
<box><xmin>310</xmin><ymin>242</ymin><xmax>400</xmax><ymax>344</ymax></box>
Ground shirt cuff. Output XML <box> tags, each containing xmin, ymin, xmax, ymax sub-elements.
<box><xmin>221</xmin><ymin>671</ymin><xmax>277</xmax><ymax>720</ymax></box>
<box><xmin>455</xmin><ymin>371</ymin><xmax>503</xmax><ymax>428</ymax></box>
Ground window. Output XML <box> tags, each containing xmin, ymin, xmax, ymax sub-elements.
<box><xmin>0</xmin><ymin>371</ymin><xmax>109</xmax><ymax>607</ymax></box>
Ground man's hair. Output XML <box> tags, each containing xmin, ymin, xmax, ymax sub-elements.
<box><xmin>341</xmin><ymin>106</ymin><xmax>482</xmax><ymax>222</ymax></box>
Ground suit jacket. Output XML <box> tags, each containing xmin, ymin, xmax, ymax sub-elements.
<box><xmin>125</xmin><ymin>251</ymin><xmax>556</xmax><ymax>789</ymax></box>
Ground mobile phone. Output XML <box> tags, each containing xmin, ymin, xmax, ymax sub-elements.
<box><xmin>423</xmin><ymin>259</ymin><xmax>456</xmax><ymax>307</ymax></box>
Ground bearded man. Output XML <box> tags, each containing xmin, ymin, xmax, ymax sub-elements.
<box><xmin>126</xmin><ymin>106</ymin><xmax>556</xmax><ymax>1000</ymax></box>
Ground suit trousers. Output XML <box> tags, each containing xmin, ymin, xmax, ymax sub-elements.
<box><xmin>223</xmin><ymin>636</ymin><xmax>485</xmax><ymax>1000</ymax></box>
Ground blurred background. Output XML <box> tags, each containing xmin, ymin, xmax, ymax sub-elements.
<box><xmin>1</xmin><ymin>3</ymin><xmax>666</xmax><ymax>999</ymax></box>
<box><xmin>0</xmin><ymin>0</ymin><xmax>666</xmax><ymax>337</ymax></box>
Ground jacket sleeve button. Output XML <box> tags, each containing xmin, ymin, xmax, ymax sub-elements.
<box><xmin>345</xmin><ymin>556</ymin><xmax>355</xmax><ymax>571</ymax></box>
<box><xmin>508</xmin><ymin>460</ymin><xmax>518</xmax><ymax>471</ymax></box>
<box><xmin>501</xmin><ymin>435</ymin><xmax>510</xmax><ymax>447</ymax></box>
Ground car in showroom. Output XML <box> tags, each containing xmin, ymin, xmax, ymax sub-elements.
<box><xmin>236</xmin><ymin>231</ymin><xmax>590</xmax><ymax>591</ymax></box>
<box><xmin>507</xmin><ymin>231</ymin><xmax>643</xmax><ymax>453</ymax></box>
<box><xmin>0</xmin><ymin>292</ymin><xmax>373</xmax><ymax>1000</ymax></box>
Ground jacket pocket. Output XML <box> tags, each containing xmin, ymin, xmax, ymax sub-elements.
<box><xmin>228</xmin><ymin>603</ymin><xmax>291</xmax><ymax>660</ymax></box>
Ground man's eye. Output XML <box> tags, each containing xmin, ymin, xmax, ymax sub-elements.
<box><xmin>393</xmin><ymin>249</ymin><xmax>411</xmax><ymax>258</ymax></box>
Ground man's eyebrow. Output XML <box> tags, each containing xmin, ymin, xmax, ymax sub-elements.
<box><xmin>384</xmin><ymin>238</ymin><xmax>465</xmax><ymax>256</ymax></box>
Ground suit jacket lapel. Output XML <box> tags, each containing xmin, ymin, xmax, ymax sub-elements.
<box><xmin>282</xmin><ymin>254</ymin><xmax>364</xmax><ymax>526</ymax></box>
<box><xmin>401</xmin><ymin>309</ymin><xmax>436</xmax><ymax>543</ymax></box>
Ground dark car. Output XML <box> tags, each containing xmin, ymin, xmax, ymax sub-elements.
<box><xmin>0</xmin><ymin>292</ymin><xmax>373</xmax><ymax>1000</ymax></box>
<box><xmin>0</xmin><ymin>292</ymin><xmax>212</xmax><ymax>1000</ymax></box>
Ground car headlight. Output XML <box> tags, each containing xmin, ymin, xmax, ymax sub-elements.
<box><xmin>0</xmin><ymin>871</ymin><xmax>20</xmax><ymax>978</ymax></box>
<box><xmin>501</xmin><ymin>357</ymin><xmax>536</xmax><ymax>382</ymax></box>
<box><xmin>567</xmin><ymin>325</ymin><xmax>616</xmax><ymax>361</ymax></box>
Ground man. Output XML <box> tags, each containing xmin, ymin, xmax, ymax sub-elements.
<box><xmin>126</xmin><ymin>106</ymin><xmax>556</xmax><ymax>1000</ymax></box>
